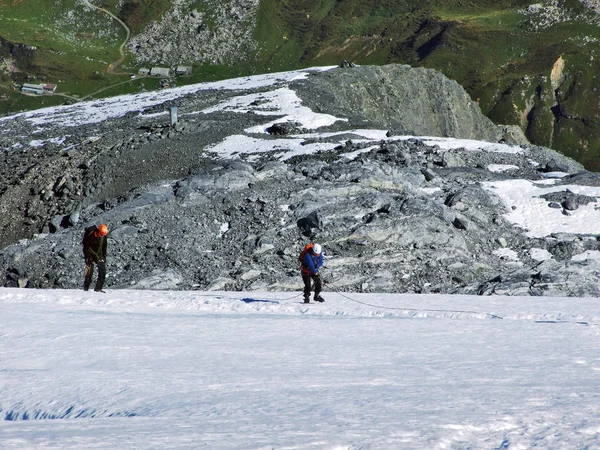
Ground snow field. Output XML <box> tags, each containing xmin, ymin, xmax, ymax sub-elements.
<box><xmin>2</xmin><ymin>288</ymin><xmax>600</xmax><ymax>449</ymax></box>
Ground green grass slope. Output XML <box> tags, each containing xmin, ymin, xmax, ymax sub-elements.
<box><xmin>0</xmin><ymin>0</ymin><xmax>134</xmax><ymax>111</ymax></box>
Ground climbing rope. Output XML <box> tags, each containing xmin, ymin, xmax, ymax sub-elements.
<box><xmin>273</xmin><ymin>292</ymin><xmax>306</xmax><ymax>301</ymax></box>
<box><xmin>189</xmin><ymin>290</ymin><xmax>600</xmax><ymax>326</ymax></box>
<box><xmin>335</xmin><ymin>291</ymin><xmax>504</xmax><ymax>320</ymax></box>
<box><xmin>191</xmin><ymin>289</ymin><xmax>503</xmax><ymax>317</ymax></box>
<box><xmin>190</xmin><ymin>291</ymin><xmax>305</xmax><ymax>302</ymax></box>
<box><xmin>249</xmin><ymin>292</ymin><xmax>305</xmax><ymax>302</ymax></box>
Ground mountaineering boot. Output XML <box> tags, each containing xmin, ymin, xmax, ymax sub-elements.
<box><xmin>304</xmin><ymin>295</ymin><xmax>310</xmax><ymax>304</ymax></box>
<box><xmin>314</xmin><ymin>295</ymin><xmax>324</xmax><ymax>303</ymax></box>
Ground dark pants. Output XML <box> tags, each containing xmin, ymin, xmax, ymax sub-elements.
<box><xmin>84</xmin><ymin>259</ymin><xmax>106</xmax><ymax>292</ymax></box>
<box><xmin>302</xmin><ymin>272</ymin><xmax>322</xmax><ymax>299</ymax></box>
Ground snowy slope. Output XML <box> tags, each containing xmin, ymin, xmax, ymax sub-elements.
<box><xmin>2</xmin><ymin>287</ymin><xmax>600</xmax><ymax>449</ymax></box>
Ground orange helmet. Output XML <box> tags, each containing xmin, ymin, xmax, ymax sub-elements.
<box><xmin>98</xmin><ymin>224</ymin><xmax>108</xmax><ymax>237</ymax></box>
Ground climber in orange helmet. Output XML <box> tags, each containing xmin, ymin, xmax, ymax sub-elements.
<box><xmin>82</xmin><ymin>223</ymin><xmax>108</xmax><ymax>292</ymax></box>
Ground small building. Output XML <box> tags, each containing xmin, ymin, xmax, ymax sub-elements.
<box><xmin>175</xmin><ymin>65</ymin><xmax>192</xmax><ymax>76</ymax></box>
<box><xmin>21</xmin><ymin>83</ymin><xmax>45</xmax><ymax>95</ymax></box>
<box><xmin>43</xmin><ymin>84</ymin><xmax>57</xmax><ymax>93</ymax></box>
<box><xmin>149</xmin><ymin>67</ymin><xmax>171</xmax><ymax>77</ymax></box>
<box><xmin>138</xmin><ymin>68</ymin><xmax>150</xmax><ymax>76</ymax></box>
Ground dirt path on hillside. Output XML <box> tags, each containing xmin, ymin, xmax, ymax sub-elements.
<box><xmin>82</xmin><ymin>0</ymin><xmax>131</xmax><ymax>74</ymax></box>
<box><xmin>77</xmin><ymin>0</ymin><xmax>138</xmax><ymax>101</ymax></box>
<box><xmin>10</xmin><ymin>2</ymin><xmax>136</xmax><ymax>103</ymax></box>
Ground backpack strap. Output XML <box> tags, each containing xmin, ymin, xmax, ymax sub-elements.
<box><xmin>299</xmin><ymin>244</ymin><xmax>315</xmax><ymax>271</ymax></box>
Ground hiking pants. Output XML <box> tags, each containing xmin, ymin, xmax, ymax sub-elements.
<box><xmin>84</xmin><ymin>259</ymin><xmax>106</xmax><ymax>292</ymax></box>
<box><xmin>302</xmin><ymin>272</ymin><xmax>322</xmax><ymax>299</ymax></box>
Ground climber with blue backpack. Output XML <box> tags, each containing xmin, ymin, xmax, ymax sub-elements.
<box><xmin>299</xmin><ymin>243</ymin><xmax>324</xmax><ymax>303</ymax></box>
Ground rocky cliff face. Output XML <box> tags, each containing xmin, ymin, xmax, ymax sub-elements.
<box><xmin>294</xmin><ymin>65</ymin><xmax>504</xmax><ymax>142</ymax></box>
<box><xmin>126</xmin><ymin>0</ymin><xmax>260</xmax><ymax>66</ymax></box>
<box><xmin>0</xmin><ymin>63</ymin><xmax>599</xmax><ymax>296</ymax></box>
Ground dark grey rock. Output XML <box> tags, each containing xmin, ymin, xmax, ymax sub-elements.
<box><xmin>266</xmin><ymin>122</ymin><xmax>303</xmax><ymax>135</ymax></box>
<box><xmin>0</xmin><ymin>63</ymin><xmax>598</xmax><ymax>296</ymax></box>
<box><xmin>445</xmin><ymin>185</ymin><xmax>499</xmax><ymax>208</ymax></box>
<box><xmin>539</xmin><ymin>189</ymin><xmax>596</xmax><ymax>211</ymax></box>
<box><xmin>294</xmin><ymin>64</ymin><xmax>502</xmax><ymax>141</ymax></box>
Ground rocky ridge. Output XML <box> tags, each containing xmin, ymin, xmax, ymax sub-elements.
<box><xmin>126</xmin><ymin>0</ymin><xmax>260</xmax><ymax>66</ymax></box>
<box><xmin>0</xmin><ymin>63</ymin><xmax>599</xmax><ymax>296</ymax></box>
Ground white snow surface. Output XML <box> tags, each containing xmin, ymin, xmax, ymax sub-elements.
<box><xmin>530</xmin><ymin>247</ymin><xmax>554</xmax><ymax>261</ymax></box>
<box><xmin>3</xmin><ymin>287</ymin><xmax>600</xmax><ymax>449</ymax></box>
<box><xmin>0</xmin><ymin>67</ymin><xmax>336</xmax><ymax>127</ymax></box>
<box><xmin>492</xmin><ymin>247</ymin><xmax>522</xmax><ymax>264</ymax></box>
<box><xmin>201</xmin><ymin>87</ymin><xmax>346</xmax><ymax>133</ymax></box>
<box><xmin>487</xmin><ymin>164</ymin><xmax>519</xmax><ymax>173</ymax></box>
<box><xmin>482</xmin><ymin>180</ymin><xmax>600</xmax><ymax>237</ymax></box>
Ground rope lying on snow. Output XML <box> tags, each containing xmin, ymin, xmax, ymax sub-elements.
<box><xmin>215</xmin><ymin>290</ymin><xmax>504</xmax><ymax>319</ymax></box>
<box><xmin>335</xmin><ymin>293</ymin><xmax>595</xmax><ymax>325</ymax></box>
<box><xmin>335</xmin><ymin>291</ymin><xmax>504</xmax><ymax>320</ymax></box>
<box><xmin>195</xmin><ymin>291</ymin><xmax>592</xmax><ymax>325</ymax></box>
